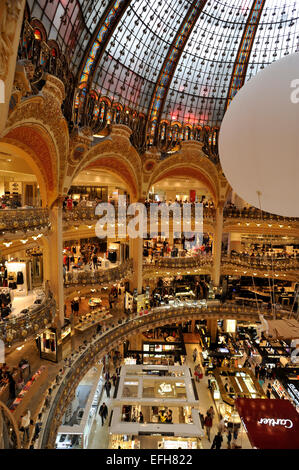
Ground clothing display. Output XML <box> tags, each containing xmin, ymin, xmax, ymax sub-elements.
<box><xmin>107</xmin><ymin>250</ymin><xmax>117</xmax><ymax>263</ymax></box>
<box><xmin>17</xmin><ymin>271</ymin><xmax>24</xmax><ymax>285</ymax></box>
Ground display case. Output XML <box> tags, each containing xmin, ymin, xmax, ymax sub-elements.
<box><xmin>109</xmin><ymin>434</ymin><xmax>140</xmax><ymax>449</ymax></box>
<box><xmin>272</xmin><ymin>379</ymin><xmax>289</xmax><ymax>400</ymax></box>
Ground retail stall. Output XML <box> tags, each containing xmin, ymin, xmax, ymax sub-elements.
<box><xmin>109</xmin><ymin>365</ymin><xmax>203</xmax><ymax>449</ymax></box>
<box><xmin>9</xmin><ymin>366</ymin><xmax>48</xmax><ymax>421</ymax></box>
<box><xmin>272</xmin><ymin>367</ymin><xmax>299</xmax><ymax>411</ymax></box>
<box><xmin>252</xmin><ymin>336</ymin><xmax>292</xmax><ymax>368</ymax></box>
<box><xmin>210</xmin><ymin>367</ymin><xmax>266</xmax><ymax>408</ymax></box>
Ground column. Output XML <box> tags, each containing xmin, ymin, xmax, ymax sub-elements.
<box><xmin>212</xmin><ymin>204</ymin><xmax>224</xmax><ymax>287</ymax></box>
<box><xmin>0</xmin><ymin>1</ymin><xmax>26</xmax><ymax>134</ymax></box>
<box><xmin>129</xmin><ymin>236</ymin><xmax>143</xmax><ymax>294</ymax></box>
<box><xmin>207</xmin><ymin>319</ymin><xmax>218</xmax><ymax>345</ymax></box>
<box><xmin>43</xmin><ymin>202</ymin><xmax>65</xmax><ymax>327</ymax></box>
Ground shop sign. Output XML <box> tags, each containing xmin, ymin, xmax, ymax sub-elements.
<box><xmin>258</xmin><ymin>418</ymin><xmax>293</xmax><ymax>429</ymax></box>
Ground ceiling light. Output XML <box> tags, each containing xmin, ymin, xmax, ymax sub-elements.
<box><xmin>3</xmin><ymin>241</ymin><xmax>12</xmax><ymax>247</ymax></box>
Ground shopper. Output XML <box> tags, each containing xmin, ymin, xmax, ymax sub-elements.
<box><xmin>20</xmin><ymin>409</ymin><xmax>31</xmax><ymax>442</ymax></box>
<box><xmin>218</xmin><ymin>415</ymin><xmax>226</xmax><ymax>434</ymax></box>
<box><xmin>193</xmin><ymin>348</ymin><xmax>198</xmax><ymax>362</ymax></box>
<box><xmin>139</xmin><ymin>411</ymin><xmax>144</xmax><ymax>423</ymax></box>
<box><xmin>105</xmin><ymin>380</ymin><xmax>111</xmax><ymax>398</ymax></box>
<box><xmin>33</xmin><ymin>413</ymin><xmax>43</xmax><ymax>441</ymax></box>
<box><xmin>211</xmin><ymin>432</ymin><xmax>223</xmax><ymax>449</ymax></box>
<box><xmin>227</xmin><ymin>430</ymin><xmax>232</xmax><ymax>449</ymax></box>
<box><xmin>99</xmin><ymin>402</ymin><xmax>108</xmax><ymax>426</ymax></box>
<box><xmin>266</xmin><ymin>383</ymin><xmax>272</xmax><ymax>399</ymax></box>
<box><xmin>112</xmin><ymin>373</ymin><xmax>117</xmax><ymax>387</ymax></box>
<box><xmin>6</xmin><ymin>371</ymin><xmax>16</xmax><ymax>400</ymax></box>
<box><xmin>204</xmin><ymin>412</ymin><xmax>213</xmax><ymax>442</ymax></box>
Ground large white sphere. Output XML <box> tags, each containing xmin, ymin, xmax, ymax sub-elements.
<box><xmin>219</xmin><ymin>53</ymin><xmax>299</xmax><ymax>218</ymax></box>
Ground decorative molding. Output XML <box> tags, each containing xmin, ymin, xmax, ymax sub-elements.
<box><xmin>0</xmin><ymin>0</ymin><xmax>23</xmax><ymax>79</ymax></box>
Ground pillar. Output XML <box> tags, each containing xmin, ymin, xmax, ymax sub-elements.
<box><xmin>0</xmin><ymin>1</ymin><xmax>26</xmax><ymax>134</ymax></box>
<box><xmin>129</xmin><ymin>236</ymin><xmax>143</xmax><ymax>294</ymax></box>
<box><xmin>228</xmin><ymin>232</ymin><xmax>242</xmax><ymax>253</ymax></box>
<box><xmin>212</xmin><ymin>204</ymin><xmax>224</xmax><ymax>287</ymax></box>
<box><xmin>207</xmin><ymin>319</ymin><xmax>218</xmax><ymax>345</ymax></box>
<box><xmin>43</xmin><ymin>202</ymin><xmax>65</xmax><ymax>327</ymax></box>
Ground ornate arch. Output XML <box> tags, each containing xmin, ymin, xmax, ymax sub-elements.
<box><xmin>69</xmin><ymin>126</ymin><xmax>142</xmax><ymax>200</ymax></box>
<box><xmin>3</xmin><ymin>75</ymin><xmax>70</xmax><ymax>203</ymax></box>
<box><xmin>147</xmin><ymin>142</ymin><xmax>220</xmax><ymax>204</ymax></box>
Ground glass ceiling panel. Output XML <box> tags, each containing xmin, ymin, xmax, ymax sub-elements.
<box><xmin>163</xmin><ymin>0</ymin><xmax>254</xmax><ymax>127</ymax></box>
<box><xmin>26</xmin><ymin>0</ymin><xmax>299</xmax><ymax>127</ymax></box>
<box><xmin>27</xmin><ymin>0</ymin><xmax>109</xmax><ymax>74</ymax></box>
<box><xmin>92</xmin><ymin>0</ymin><xmax>194</xmax><ymax>112</ymax></box>
<box><xmin>245</xmin><ymin>0</ymin><xmax>299</xmax><ymax>81</ymax></box>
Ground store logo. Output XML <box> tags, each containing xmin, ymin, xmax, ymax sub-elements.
<box><xmin>0</xmin><ymin>339</ymin><xmax>4</xmax><ymax>363</ymax></box>
<box><xmin>258</xmin><ymin>418</ymin><xmax>293</xmax><ymax>429</ymax></box>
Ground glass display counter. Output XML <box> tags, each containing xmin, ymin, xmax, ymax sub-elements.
<box><xmin>109</xmin><ymin>434</ymin><xmax>140</xmax><ymax>449</ymax></box>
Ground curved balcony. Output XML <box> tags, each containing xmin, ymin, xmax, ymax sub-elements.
<box><xmin>0</xmin><ymin>290</ymin><xmax>55</xmax><ymax>347</ymax></box>
<box><xmin>64</xmin><ymin>259</ymin><xmax>133</xmax><ymax>289</ymax></box>
<box><xmin>0</xmin><ymin>208</ymin><xmax>50</xmax><ymax>235</ymax></box>
<box><xmin>221</xmin><ymin>254</ymin><xmax>299</xmax><ymax>272</ymax></box>
<box><xmin>223</xmin><ymin>207</ymin><xmax>299</xmax><ymax>224</ymax></box>
<box><xmin>39</xmin><ymin>299</ymin><xmax>289</xmax><ymax>448</ymax></box>
<box><xmin>143</xmin><ymin>255</ymin><xmax>213</xmax><ymax>277</ymax></box>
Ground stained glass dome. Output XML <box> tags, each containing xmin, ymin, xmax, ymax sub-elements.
<box><xmin>27</xmin><ymin>0</ymin><xmax>299</xmax><ymax>128</ymax></box>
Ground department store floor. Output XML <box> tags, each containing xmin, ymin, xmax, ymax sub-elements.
<box><xmin>87</xmin><ymin>339</ymin><xmax>253</xmax><ymax>450</ymax></box>
<box><xmin>4</xmin><ymin>291</ymin><xmax>270</xmax><ymax>450</ymax></box>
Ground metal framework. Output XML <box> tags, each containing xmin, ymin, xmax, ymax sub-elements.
<box><xmin>146</xmin><ymin>0</ymin><xmax>208</xmax><ymax>143</ymax></box>
<box><xmin>226</xmin><ymin>0</ymin><xmax>266</xmax><ymax>108</ymax></box>
<box><xmin>78</xmin><ymin>0</ymin><xmax>132</xmax><ymax>88</ymax></box>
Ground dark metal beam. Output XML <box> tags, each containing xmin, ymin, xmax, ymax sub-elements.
<box><xmin>226</xmin><ymin>0</ymin><xmax>266</xmax><ymax>109</ymax></box>
<box><xmin>147</xmin><ymin>0</ymin><xmax>208</xmax><ymax>143</ymax></box>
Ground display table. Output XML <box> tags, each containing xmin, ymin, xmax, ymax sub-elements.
<box><xmin>75</xmin><ymin>310</ymin><xmax>112</xmax><ymax>333</ymax></box>
<box><xmin>10</xmin><ymin>365</ymin><xmax>48</xmax><ymax>421</ymax></box>
<box><xmin>88</xmin><ymin>298</ymin><xmax>102</xmax><ymax>310</ymax></box>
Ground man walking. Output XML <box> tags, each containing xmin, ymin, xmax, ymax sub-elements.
<box><xmin>99</xmin><ymin>402</ymin><xmax>108</xmax><ymax>426</ymax></box>
<box><xmin>105</xmin><ymin>380</ymin><xmax>111</xmax><ymax>398</ymax></box>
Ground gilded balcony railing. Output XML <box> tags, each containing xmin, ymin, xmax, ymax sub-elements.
<box><xmin>143</xmin><ymin>255</ymin><xmax>213</xmax><ymax>271</ymax></box>
<box><xmin>64</xmin><ymin>259</ymin><xmax>133</xmax><ymax>287</ymax></box>
<box><xmin>221</xmin><ymin>254</ymin><xmax>299</xmax><ymax>272</ymax></box>
<box><xmin>0</xmin><ymin>291</ymin><xmax>55</xmax><ymax>347</ymax></box>
<box><xmin>0</xmin><ymin>208</ymin><xmax>50</xmax><ymax>235</ymax></box>
<box><xmin>39</xmin><ymin>299</ymin><xmax>289</xmax><ymax>449</ymax></box>
<box><xmin>223</xmin><ymin>207</ymin><xmax>299</xmax><ymax>224</ymax></box>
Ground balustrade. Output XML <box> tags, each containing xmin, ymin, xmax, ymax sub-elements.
<box><xmin>0</xmin><ymin>293</ymin><xmax>55</xmax><ymax>347</ymax></box>
<box><xmin>0</xmin><ymin>208</ymin><xmax>50</xmax><ymax>234</ymax></box>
